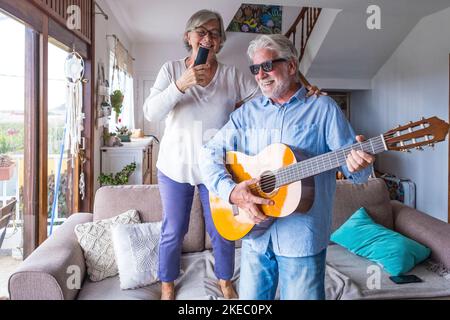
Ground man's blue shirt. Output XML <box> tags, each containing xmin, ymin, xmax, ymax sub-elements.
<box><xmin>200</xmin><ymin>86</ymin><xmax>371</xmax><ymax>257</ymax></box>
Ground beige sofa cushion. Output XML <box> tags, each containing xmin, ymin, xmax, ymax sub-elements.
<box><xmin>78</xmin><ymin>249</ymin><xmax>242</xmax><ymax>300</ymax></box>
<box><xmin>74</xmin><ymin>209</ymin><xmax>141</xmax><ymax>281</ymax></box>
<box><xmin>93</xmin><ymin>185</ymin><xmax>205</xmax><ymax>253</ymax></box>
<box><xmin>332</xmin><ymin>178</ymin><xmax>393</xmax><ymax>233</ymax></box>
<box><xmin>205</xmin><ymin>234</ymin><xmax>242</xmax><ymax>250</ymax></box>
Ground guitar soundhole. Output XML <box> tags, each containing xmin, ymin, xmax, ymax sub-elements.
<box><xmin>259</xmin><ymin>171</ymin><xmax>276</xmax><ymax>194</ymax></box>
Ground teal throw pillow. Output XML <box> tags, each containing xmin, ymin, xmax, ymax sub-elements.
<box><xmin>330</xmin><ymin>207</ymin><xmax>431</xmax><ymax>276</ymax></box>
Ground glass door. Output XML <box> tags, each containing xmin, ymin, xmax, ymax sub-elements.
<box><xmin>0</xmin><ymin>11</ymin><xmax>31</xmax><ymax>298</ymax></box>
<box><xmin>0</xmin><ymin>10</ymin><xmax>26</xmax><ymax>261</ymax></box>
<box><xmin>47</xmin><ymin>39</ymin><xmax>76</xmax><ymax>235</ymax></box>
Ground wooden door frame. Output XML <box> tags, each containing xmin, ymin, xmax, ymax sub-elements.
<box><xmin>38</xmin><ymin>14</ymin><xmax>49</xmax><ymax>245</ymax></box>
<box><xmin>23</xmin><ymin>27</ymin><xmax>40</xmax><ymax>258</ymax></box>
<box><xmin>0</xmin><ymin>0</ymin><xmax>95</xmax><ymax>253</ymax></box>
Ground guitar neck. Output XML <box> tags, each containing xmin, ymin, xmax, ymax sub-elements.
<box><xmin>275</xmin><ymin>135</ymin><xmax>387</xmax><ymax>187</ymax></box>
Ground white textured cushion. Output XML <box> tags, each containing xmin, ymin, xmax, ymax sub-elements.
<box><xmin>74</xmin><ymin>210</ymin><xmax>141</xmax><ymax>281</ymax></box>
<box><xmin>111</xmin><ymin>221</ymin><xmax>162</xmax><ymax>290</ymax></box>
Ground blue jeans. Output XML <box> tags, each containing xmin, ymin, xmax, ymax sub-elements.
<box><xmin>239</xmin><ymin>238</ymin><xmax>326</xmax><ymax>300</ymax></box>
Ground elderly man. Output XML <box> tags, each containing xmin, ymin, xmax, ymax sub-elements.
<box><xmin>200</xmin><ymin>34</ymin><xmax>374</xmax><ymax>300</ymax></box>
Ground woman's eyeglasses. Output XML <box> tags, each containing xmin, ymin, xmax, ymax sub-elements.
<box><xmin>249</xmin><ymin>58</ymin><xmax>287</xmax><ymax>75</ymax></box>
<box><xmin>194</xmin><ymin>27</ymin><xmax>221</xmax><ymax>40</ymax></box>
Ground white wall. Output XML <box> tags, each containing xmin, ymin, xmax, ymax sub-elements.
<box><xmin>351</xmin><ymin>7</ymin><xmax>450</xmax><ymax>221</ymax></box>
<box><xmin>94</xmin><ymin>0</ymin><xmax>133</xmax><ymax>192</ymax></box>
<box><xmin>299</xmin><ymin>8</ymin><xmax>340</xmax><ymax>76</ymax></box>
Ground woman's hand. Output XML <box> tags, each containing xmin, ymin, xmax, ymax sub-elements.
<box><xmin>305</xmin><ymin>85</ymin><xmax>327</xmax><ymax>97</ymax></box>
<box><xmin>298</xmin><ymin>71</ymin><xmax>327</xmax><ymax>97</ymax></box>
<box><xmin>175</xmin><ymin>63</ymin><xmax>211</xmax><ymax>93</ymax></box>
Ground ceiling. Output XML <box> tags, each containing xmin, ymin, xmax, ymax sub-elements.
<box><xmin>106</xmin><ymin>0</ymin><xmax>246</xmax><ymax>43</ymax></box>
<box><xmin>105</xmin><ymin>0</ymin><xmax>450</xmax><ymax>44</ymax></box>
<box><xmin>103</xmin><ymin>0</ymin><xmax>450</xmax><ymax>85</ymax></box>
<box><xmin>305</xmin><ymin>0</ymin><xmax>450</xmax><ymax>80</ymax></box>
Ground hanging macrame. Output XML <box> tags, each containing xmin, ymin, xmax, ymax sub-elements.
<box><xmin>49</xmin><ymin>49</ymin><xmax>86</xmax><ymax>235</ymax></box>
<box><xmin>64</xmin><ymin>50</ymin><xmax>85</xmax><ymax>157</ymax></box>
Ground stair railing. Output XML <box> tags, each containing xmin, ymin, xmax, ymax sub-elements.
<box><xmin>285</xmin><ymin>7</ymin><xmax>322</xmax><ymax>64</ymax></box>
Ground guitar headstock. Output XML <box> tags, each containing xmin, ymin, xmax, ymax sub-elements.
<box><xmin>384</xmin><ymin>117</ymin><xmax>449</xmax><ymax>151</ymax></box>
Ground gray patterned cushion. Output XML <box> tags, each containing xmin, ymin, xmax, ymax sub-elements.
<box><xmin>111</xmin><ymin>221</ymin><xmax>162</xmax><ymax>290</ymax></box>
<box><xmin>74</xmin><ymin>210</ymin><xmax>141</xmax><ymax>281</ymax></box>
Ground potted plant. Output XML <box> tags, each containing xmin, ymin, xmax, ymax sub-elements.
<box><xmin>98</xmin><ymin>162</ymin><xmax>137</xmax><ymax>186</ymax></box>
<box><xmin>0</xmin><ymin>154</ymin><xmax>15</xmax><ymax>181</ymax></box>
<box><xmin>110</xmin><ymin>89</ymin><xmax>124</xmax><ymax>122</ymax></box>
<box><xmin>116</xmin><ymin>125</ymin><xmax>132</xmax><ymax>142</ymax></box>
<box><xmin>103</xmin><ymin>131</ymin><xmax>122</xmax><ymax>147</ymax></box>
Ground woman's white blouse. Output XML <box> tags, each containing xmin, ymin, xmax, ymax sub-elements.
<box><xmin>143</xmin><ymin>59</ymin><xmax>259</xmax><ymax>185</ymax></box>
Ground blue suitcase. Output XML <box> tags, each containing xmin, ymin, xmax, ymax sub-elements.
<box><xmin>381</xmin><ymin>174</ymin><xmax>416</xmax><ymax>208</ymax></box>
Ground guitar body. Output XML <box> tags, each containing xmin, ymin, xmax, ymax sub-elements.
<box><xmin>210</xmin><ymin>143</ymin><xmax>315</xmax><ymax>241</ymax></box>
<box><xmin>209</xmin><ymin>117</ymin><xmax>450</xmax><ymax>241</ymax></box>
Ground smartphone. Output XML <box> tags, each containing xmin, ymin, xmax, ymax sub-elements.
<box><xmin>194</xmin><ymin>46</ymin><xmax>209</xmax><ymax>66</ymax></box>
<box><xmin>389</xmin><ymin>275</ymin><xmax>423</xmax><ymax>284</ymax></box>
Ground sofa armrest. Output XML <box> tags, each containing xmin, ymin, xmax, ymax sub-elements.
<box><xmin>392</xmin><ymin>200</ymin><xmax>450</xmax><ymax>269</ymax></box>
<box><xmin>8</xmin><ymin>213</ymin><xmax>93</xmax><ymax>300</ymax></box>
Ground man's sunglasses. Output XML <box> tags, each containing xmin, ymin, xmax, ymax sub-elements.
<box><xmin>249</xmin><ymin>58</ymin><xmax>287</xmax><ymax>75</ymax></box>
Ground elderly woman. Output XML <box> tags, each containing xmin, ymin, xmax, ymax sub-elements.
<box><xmin>144</xmin><ymin>9</ymin><xmax>320</xmax><ymax>300</ymax></box>
<box><xmin>144</xmin><ymin>9</ymin><xmax>255</xmax><ymax>300</ymax></box>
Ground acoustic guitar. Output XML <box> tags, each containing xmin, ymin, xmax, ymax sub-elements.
<box><xmin>209</xmin><ymin>117</ymin><xmax>449</xmax><ymax>241</ymax></box>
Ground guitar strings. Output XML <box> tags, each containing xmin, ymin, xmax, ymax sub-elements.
<box><xmin>236</xmin><ymin>128</ymin><xmax>423</xmax><ymax>204</ymax></box>
<box><xmin>277</xmin><ymin>139</ymin><xmax>383</xmax><ymax>182</ymax></box>
<box><xmin>271</xmin><ymin>141</ymin><xmax>379</xmax><ymax>184</ymax></box>
<box><xmin>251</xmin><ymin>130</ymin><xmax>420</xmax><ymax>192</ymax></box>
<box><xmin>245</xmin><ymin>138</ymin><xmax>387</xmax><ymax>193</ymax></box>
<box><xmin>262</xmin><ymin>139</ymin><xmax>385</xmax><ymax>191</ymax></box>
<box><xmin>253</xmin><ymin>130</ymin><xmax>420</xmax><ymax>191</ymax></box>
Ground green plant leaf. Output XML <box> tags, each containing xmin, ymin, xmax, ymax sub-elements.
<box><xmin>97</xmin><ymin>161</ymin><xmax>137</xmax><ymax>186</ymax></box>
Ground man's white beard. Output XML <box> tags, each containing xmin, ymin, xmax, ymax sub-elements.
<box><xmin>259</xmin><ymin>77</ymin><xmax>290</xmax><ymax>101</ymax></box>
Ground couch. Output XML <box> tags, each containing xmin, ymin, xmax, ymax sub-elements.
<box><xmin>8</xmin><ymin>178</ymin><xmax>450</xmax><ymax>300</ymax></box>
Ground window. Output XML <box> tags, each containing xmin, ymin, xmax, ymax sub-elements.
<box><xmin>108</xmin><ymin>50</ymin><xmax>135</xmax><ymax>131</ymax></box>
<box><xmin>0</xmin><ymin>10</ymin><xmax>26</xmax><ymax>261</ymax></box>
<box><xmin>0</xmin><ymin>0</ymin><xmax>94</xmax><ymax>263</ymax></box>
<box><xmin>47</xmin><ymin>40</ymin><xmax>76</xmax><ymax>232</ymax></box>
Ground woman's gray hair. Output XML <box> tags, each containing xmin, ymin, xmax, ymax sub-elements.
<box><xmin>183</xmin><ymin>9</ymin><xmax>227</xmax><ymax>52</ymax></box>
<box><xmin>247</xmin><ymin>34</ymin><xmax>299</xmax><ymax>62</ymax></box>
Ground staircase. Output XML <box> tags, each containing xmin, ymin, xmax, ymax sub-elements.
<box><xmin>285</xmin><ymin>7</ymin><xmax>322</xmax><ymax>64</ymax></box>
